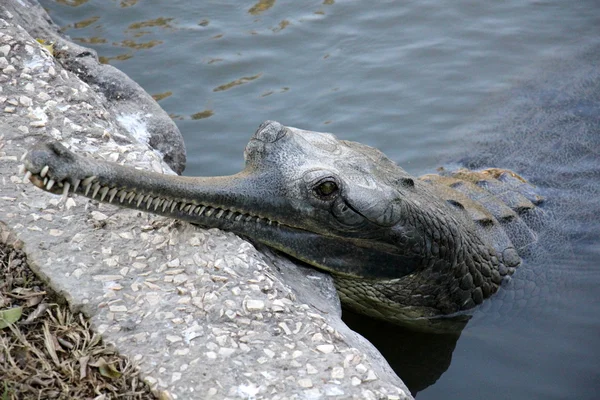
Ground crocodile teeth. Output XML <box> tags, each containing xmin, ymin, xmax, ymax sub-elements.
<box><xmin>118</xmin><ymin>190</ymin><xmax>127</xmax><ymax>203</ymax></box>
<box><xmin>62</xmin><ymin>182</ymin><xmax>71</xmax><ymax>201</ymax></box>
<box><xmin>153</xmin><ymin>198</ymin><xmax>163</xmax><ymax>211</ymax></box>
<box><xmin>145</xmin><ymin>196</ymin><xmax>154</xmax><ymax>210</ymax></box>
<box><xmin>99</xmin><ymin>186</ymin><xmax>110</xmax><ymax>202</ymax></box>
<box><xmin>108</xmin><ymin>188</ymin><xmax>118</xmax><ymax>203</ymax></box>
<box><xmin>18</xmin><ymin>165</ymin><xmax>25</xmax><ymax>175</ymax></box>
<box><xmin>205</xmin><ymin>208</ymin><xmax>214</xmax><ymax>217</ymax></box>
<box><xmin>40</xmin><ymin>165</ymin><xmax>49</xmax><ymax>178</ymax></box>
<box><xmin>23</xmin><ymin>170</ymin><xmax>32</xmax><ymax>182</ymax></box>
<box><xmin>215</xmin><ymin>210</ymin><xmax>224</xmax><ymax>219</ymax></box>
<box><xmin>235</xmin><ymin>214</ymin><xmax>243</xmax><ymax>222</ymax></box>
<box><xmin>72</xmin><ymin>179</ymin><xmax>81</xmax><ymax>193</ymax></box>
<box><xmin>135</xmin><ymin>194</ymin><xmax>145</xmax><ymax>207</ymax></box>
<box><xmin>81</xmin><ymin>176</ymin><xmax>97</xmax><ymax>187</ymax></box>
<box><xmin>84</xmin><ymin>183</ymin><xmax>91</xmax><ymax>196</ymax></box>
<box><xmin>46</xmin><ymin>179</ymin><xmax>55</xmax><ymax>191</ymax></box>
<box><xmin>91</xmin><ymin>182</ymin><xmax>101</xmax><ymax>199</ymax></box>
<box><xmin>170</xmin><ymin>202</ymin><xmax>178</xmax><ymax>213</ymax></box>
<box><xmin>183</xmin><ymin>204</ymin><xmax>192</xmax><ymax>213</ymax></box>
<box><xmin>43</xmin><ymin>177</ymin><xmax>48</xmax><ymax>186</ymax></box>
<box><xmin>162</xmin><ymin>200</ymin><xmax>172</xmax><ymax>213</ymax></box>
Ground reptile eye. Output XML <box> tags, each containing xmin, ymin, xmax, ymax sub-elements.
<box><xmin>314</xmin><ymin>181</ymin><xmax>339</xmax><ymax>198</ymax></box>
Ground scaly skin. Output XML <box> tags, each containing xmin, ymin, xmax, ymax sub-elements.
<box><xmin>22</xmin><ymin>121</ymin><xmax>543</xmax><ymax>330</ymax></box>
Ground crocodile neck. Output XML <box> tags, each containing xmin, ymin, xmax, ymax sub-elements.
<box><xmin>337</xmin><ymin>167</ymin><xmax>543</xmax><ymax>325</ymax></box>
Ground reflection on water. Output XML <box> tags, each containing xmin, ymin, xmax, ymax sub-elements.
<box><xmin>261</xmin><ymin>87</ymin><xmax>289</xmax><ymax>98</ymax></box>
<box><xmin>73</xmin><ymin>15</ymin><xmax>98</xmax><ymax>28</ymax></box>
<box><xmin>127</xmin><ymin>17</ymin><xmax>173</xmax><ymax>30</ymax></box>
<box><xmin>98</xmin><ymin>53</ymin><xmax>132</xmax><ymax>64</ymax></box>
<box><xmin>344</xmin><ymin>309</ymin><xmax>466</xmax><ymax>395</ymax></box>
<box><xmin>272</xmin><ymin>20</ymin><xmax>290</xmax><ymax>33</ymax></box>
<box><xmin>249</xmin><ymin>0</ymin><xmax>277</xmax><ymax>16</ymax></box>
<box><xmin>60</xmin><ymin>6</ymin><xmax>175</xmax><ymax>65</ymax></box>
<box><xmin>151</xmin><ymin>91</ymin><xmax>172</xmax><ymax>102</ymax></box>
<box><xmin>214</xmin><ymin>74</ymin><xmax>263</xmax><ymax>92</ymax></box>
<box><xmin>74</xmin><ymin>36</ymin><xmax>107</xmax><ymax>44</ymax></box>
<box><xmin>56</xmin><ymin>0</ymin><xmax>89</xmax><ymax>6</ymax></box>
<box><xmin>190</xmin><ymin>110</ymin><xmax>214</xmax><ymax>120</ymax></box>
<box><xmin>41</xmin><ymin>1</ymin><xmax>600</xmax><ymax>399</ymax></box>
<box><xmin>115</xmin><ymin>39</ymin><xmax>162</xmax><ymax>50</ymax></box>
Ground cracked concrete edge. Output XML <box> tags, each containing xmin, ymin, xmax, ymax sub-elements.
<box><xmin>1</xmin><ymin>0</ymin><xmax>186</xmax><ymax>174</ymax></box>
<box><xmin>0</xmin><ymin>4</ymin><xmax>413</xmax><ymax>400</ymax></box>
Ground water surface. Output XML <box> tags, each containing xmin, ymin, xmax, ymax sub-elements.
<box><xmin>41</xmin><ymin>1</ymin><xmax>600</xmax><ymax>398</ymax></box>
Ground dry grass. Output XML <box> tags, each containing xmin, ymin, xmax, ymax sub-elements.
<box><xmin>0</xmin><ymin>231</ymin><xmax>159</xmax><ymax>400</ymax></box>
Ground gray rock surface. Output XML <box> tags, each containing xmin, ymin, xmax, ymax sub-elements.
<box><xmin>1</xmin><ymin>0</ymin><xmax>186</xmax><ymax>174</ymax></box>
<box><xmin>0</xmin><ymin>1</ymin><xmax>412</xmax><ymax>399</ymax></box>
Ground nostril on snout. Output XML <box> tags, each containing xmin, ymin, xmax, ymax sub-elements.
<box><xmin>253</xmin><ymin>120</ymin><xmax>287</xmax><ymax>143</ymax></box>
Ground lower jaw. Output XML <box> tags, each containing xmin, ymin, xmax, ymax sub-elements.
<box><xmin>334</xmin><ymin>278</ymin><xmax>471</xmax><ymax>333</ymax></box>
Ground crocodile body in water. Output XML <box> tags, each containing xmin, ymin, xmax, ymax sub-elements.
<box><xmin>22</xmin><ymin>120</ymin><xmax>544</xmax><ymax>330</ymax></box>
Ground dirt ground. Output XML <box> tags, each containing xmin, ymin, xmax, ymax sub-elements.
<box><xmin>0</xmin><ymin>231</ymin><xmax>161</xmax><ymax>400</ymax></box>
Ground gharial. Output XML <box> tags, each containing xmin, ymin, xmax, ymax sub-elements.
<box><xmin>21</xmin><ymin>120</ymin><xmax>544</xmax><ymax>330</ymax></box>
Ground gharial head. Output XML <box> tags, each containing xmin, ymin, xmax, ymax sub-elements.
<box><xmin>238</xmin><ymin>121</ymin><xmax>425</xmax><ymax>278</ymax></box>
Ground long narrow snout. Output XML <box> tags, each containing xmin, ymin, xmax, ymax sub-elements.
<box><xmin>23</xmin><ymin>141</ymin><xmax>291</xmax><ymax>231</ymax></box>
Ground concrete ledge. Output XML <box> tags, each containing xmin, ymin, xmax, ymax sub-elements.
<box><xmin>0</xmin><ymin>1</ymin><xmax>411</xmax><ymax>398</ymax></box>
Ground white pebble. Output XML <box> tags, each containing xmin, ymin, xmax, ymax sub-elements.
<box><xmin>19</xmin><ymin>96</ymin><xmax>32</xmax><ymax>106</ymax></box>
<box><xmin>316</xmin><ymin>344</ymin><xmax>334</xmax><ymax>354</ymax></box>
<box><xmin>245</xmin><ymin>299</ymin><xmax>265</xmax><ymax>311</ymax></box>
<box><xmin>297</xmin><ymin>378</ymin><xmax>313</xmax><ymax>388</ymax></box>
<box><xmin>331</xmin><ymin>366</ymin><xmax>345</xmax><ymax>379</ymax></box>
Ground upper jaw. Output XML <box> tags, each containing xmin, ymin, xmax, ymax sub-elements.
<box><xmin>20</xmin><ymin>142</ymin><xmax>311</xmax><ymax>232</ymax></box>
